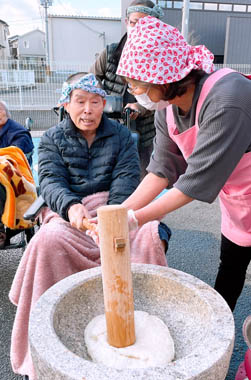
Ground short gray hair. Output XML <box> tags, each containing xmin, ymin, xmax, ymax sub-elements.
<box><xmin>0</xmin><ymin>100</ymin><xmax>11</xmax><ymax>118</ymax></box>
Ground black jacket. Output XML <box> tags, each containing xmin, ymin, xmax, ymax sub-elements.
<box><xmin>38</xmin><ymin>114</ymin><xmax>140</xmax><ymax>220</ymax></box>
<box><xmin>99</xmin><ymin>43</ymin><xmax>156</xmax><ymax>148</ymax></box>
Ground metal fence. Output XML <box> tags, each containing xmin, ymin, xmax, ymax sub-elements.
<box><xmin>1</xmin><ymin>59</ymin><xmax>251</xmax><ymax>130</ymax></box>
<box><xmin>0</xmin><ymin>59</ymin><xmax>89</xmax><ymax>111</ymax></box>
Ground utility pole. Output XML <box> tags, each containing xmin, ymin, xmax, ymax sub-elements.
<box><xmin>40</xmin><ymin>0</ymin><xmax>53</xmax><ymax>68</ymax></box>
<box><xmin>181</xmin><ymin>0</ymin><xmax>190</xmax><ymax>41</ymax></box>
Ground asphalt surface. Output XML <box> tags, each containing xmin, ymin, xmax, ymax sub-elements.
<box><xmin>0</xmin><ymin>198</ymin><xmax>250</xmax><ymax>379</ymax></box>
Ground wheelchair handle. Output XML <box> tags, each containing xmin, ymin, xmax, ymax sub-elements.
<box><xmin>124</xmin><ymin>108</ymin><xmax>131</xmax><ymax>129</ymax></box>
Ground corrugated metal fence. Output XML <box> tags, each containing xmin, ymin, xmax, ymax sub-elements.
<box><xmin>1</xmin><ymin>60</ymin><xmax>251</xmax><ymax>130</ymax></box>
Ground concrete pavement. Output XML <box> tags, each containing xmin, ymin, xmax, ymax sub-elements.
<box><xmin>164</xmin><ymin>198</ymin><xmax>251</xmax><ymax>380</ymax></box>
<box><xmin>0</xmin><ymin>198</ymin><xmax>250</xmax><ymax>379</ymax></box>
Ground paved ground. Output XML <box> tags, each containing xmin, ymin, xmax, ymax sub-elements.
<box><xmin>0</xmin><ymin>197</ymin><xmax>250</xmax><ymax>379</ymax></box>
<box><xmin>165</xmin><ymin>199</ymin><xmax>251</xmax><ymax>380</ymax></box>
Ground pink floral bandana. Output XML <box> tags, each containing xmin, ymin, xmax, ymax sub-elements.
<box><xmin>117</xmin><ymin>16</ymin><xmax>215</xmax><ymax>84</ymax></box>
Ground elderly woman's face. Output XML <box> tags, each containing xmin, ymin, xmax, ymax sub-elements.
<box><xmin>126</xmin><ymin>11</ymin><xmax>147</xmax><ymax>28</ymax></box>
<box><xmin>64</xmin><ymin>89</ymin><xmax>106</xmax><ymax>137</ymax></box>
<box><xmin>0</xmin><ymin>103</ymin><xmax>8</xmax><ymax>128</ymax></box>
<box><xmin>127</xmin><ymin>79</ymin><xmax>166</xmax><ymax>102</ymax></box>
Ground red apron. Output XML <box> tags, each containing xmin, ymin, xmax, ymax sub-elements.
<box><xmin>166</xmin><ymin>68</ymin><xmax>251</xmax><ymax>246</ymax></box>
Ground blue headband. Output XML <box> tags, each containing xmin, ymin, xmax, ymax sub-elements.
<box><xmin>126</xmin><ymin>5</ymin><xmax>164</xmax><ymax>19</ymax></box>
<box><xmin>58</xmin><ymin>73</ymin><xmax>107</xmax><ymax>104</ymax></box>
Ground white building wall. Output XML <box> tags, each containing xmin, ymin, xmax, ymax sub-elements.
<box><xmin>18</xmin><ymin>30</ymin><xmax>46</xmax><ymax>58</ymax></box>
<box><xmin>0</xmin><ymin>22</ymin><xmax>10</xmax><ymax>60</ymax></box>
<box><xmin>121</xmin><ymin>0</ymin><xmax>131</xmax><ymax>35</ymax></box>
<box><xmin>48</xmin><ymin>16</ymin><xmax>121</xmax><ymax>70</ymax></box>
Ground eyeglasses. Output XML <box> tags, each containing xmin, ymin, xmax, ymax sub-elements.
<box><xmin>127</xmin><ymin>84</ymin><xmax>139</xmax><ymax>95</ymax></box>
<box><xmin>127</xmin><ymin>84</ymin><xmax>150</xmax><ymax>95</ymax></box>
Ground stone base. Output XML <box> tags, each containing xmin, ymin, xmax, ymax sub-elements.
<box><xmin>29</xmin><ymin>264</ymin><xmax>235</xmax><ymax>380</ymax></box>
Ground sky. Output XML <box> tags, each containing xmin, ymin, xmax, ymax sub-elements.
<box><xmin>1</xmin><ymin>0</ymin><xmax>122</xmax><ymax>37</ymax></box>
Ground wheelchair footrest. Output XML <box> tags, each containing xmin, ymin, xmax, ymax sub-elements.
<box><xmin>0</xmin><ymin>241</ymin><xmax>26</xmax><ymax>250</ymax></box>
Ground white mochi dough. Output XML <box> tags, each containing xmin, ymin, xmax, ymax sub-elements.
<box><xmin>84</xmin><ymin>310</ymin><xmax>175</xmax><ymax>368</ymax></box>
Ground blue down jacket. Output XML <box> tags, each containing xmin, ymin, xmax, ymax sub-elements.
<box><xmin>0</xmin><ymin>118</ymin><xmax>34</xmax><ymax>165</ymax></box>
<box><xmin>38</xmin><ymin>114</ymin><xmax>140</xmax><ymax>220</ymax></box>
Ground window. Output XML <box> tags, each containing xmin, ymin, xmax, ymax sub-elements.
<box><xmin>165</xmin><ymin>1</ymin><xmax>173</xmax><ymax>8</ymax></box>
<box><xmin>233</xmin><ymin>4</ymin><xmax>246</xmax><ymax>12</ymax></box>
<box><xmin>158</xmin><ymin>1</ymin><xmax>249</xmax><ymax>13</ymax></box>
<box><xmin>219</xmin><ymin>4</ymin><xmax>232</xmax><ymax>11</ymax></box>
<box><xmin>23</xmin><ymin>40</ymin><xmax>29</xmax><ymax>48</ymax></box>
<box><xmin>214</xmin><ymin>55</ymin><xmax>224</xmax><ymax>64</ymax></box>
<box><xmin>190</xmin><ymin>2</ymin><xmax>203</xmax><ymax>9</ymax></box>
<box><xmin>173</xmin><ymin>1</ymin><xmax>182</xmax><ymax>8</ymax></box>
<box><xmin>158</xmin><ymin>0</ymin><xmax>173</xmax><ymax>7</ymax></box>
<box><xmin>204</xmin><ymin>3</ymin><xmax>217</xmax><ymax>11</ymax></box>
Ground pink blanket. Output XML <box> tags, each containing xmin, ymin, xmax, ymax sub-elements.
<box><xmin>9</xmin><ymin>191</ymin><xmax>167</xmax><ymax>379</ymax></box>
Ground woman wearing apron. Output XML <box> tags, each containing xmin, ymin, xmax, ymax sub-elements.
<box><xmin>116</xmin><ymin>16</ymin><xmax>251</xmax><ymax>311</ymax></box>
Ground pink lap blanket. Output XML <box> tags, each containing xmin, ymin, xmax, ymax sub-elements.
<box><xmin>9</xmin><ymin>191</ymin><xmax>167</xmax><ymax>379</ymax></box>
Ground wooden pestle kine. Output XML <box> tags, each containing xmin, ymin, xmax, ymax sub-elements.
<box><xmin>97</xmin><ymin>205</ymin><xmax>136</xmax><ymax>348</ymax></box>
<box><xmin>82</xmin><ymin>218</ymin><xmax>97</xmax><ymax>231</ymax></box>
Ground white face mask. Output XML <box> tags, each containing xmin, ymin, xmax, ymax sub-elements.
<box><xmin>135</xmin><ymin>92</ymin><xmax>170</xmax><ymax>111</ymax></box>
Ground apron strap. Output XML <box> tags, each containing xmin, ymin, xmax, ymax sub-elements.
<box><xmin>195</xmin><ymin>68</ymin><xmax>235</xmax><ymax>125</ymax></box>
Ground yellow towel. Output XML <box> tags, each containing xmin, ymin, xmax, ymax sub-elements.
<box><xmin>0</xmin><ymin>146</ymin><xmax>37</xmax><ymax>229</ymax></box>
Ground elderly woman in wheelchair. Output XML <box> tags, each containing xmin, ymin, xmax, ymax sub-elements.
<box><xmin>8</xmin><ymin>73</ymin><xmax>171</xmax><ymax>380</ymax></box>
<box><xmin>0</xmin><ymin>100</ymin><xmax>35</xmax><ymax>249</ymax></box>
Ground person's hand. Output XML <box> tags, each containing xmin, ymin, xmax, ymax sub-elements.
<box><xmin>86</xmin><ymin>223</ymin><xmax>99</xmax><ymax>246</ymax></box>
<box><xmin>127</xmin><ymin>209</ymin><xmax>138</xmax><ymax>231</ymax></box>
<box><xmin>85</xmin><ymin>211</ymin><xmax>139</xmax><ymax>245</ymax></box>
<box><xmin>124</xmin><ymin>103</ymin><xmax>141</xmax><ymax>120</ymax></box>
<box><xmin>68</xmin><ymin>203</ymin><xmax>91</xmax><ymax>230</ymax></box>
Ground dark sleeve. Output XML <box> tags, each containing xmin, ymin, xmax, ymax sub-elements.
<box><xmin>89</xmin><ymin>48</ymin><xmax>107</xmax><ymax>81</ymax></box>
<box><xmin>175</xmin><ymin>106</ymin><xmax>251</xmax><ymax>202</ymax></box>
<box><xmin>11</xmin><ymin>130</ymin><xmax>34</xmax><ymax>154</ymax></box>
<box><xmin>147</xmin><ymin>108</ymin><xmax>187</xmax><ymax>185</ymax></box>
<box><xmin>108</xmin><ymin>127</ymin><xmax>140</xmax><ymax>204</ymax></box>
<box><xmin>38</xmin><ymin>130</ymin><xmax>82</xmax><ymax>220</ymax></box>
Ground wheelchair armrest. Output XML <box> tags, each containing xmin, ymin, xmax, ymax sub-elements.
<box><xmin>23</xmin><ymin>194</ymin><xmax>46</xmax><ymax>221</ymax></box>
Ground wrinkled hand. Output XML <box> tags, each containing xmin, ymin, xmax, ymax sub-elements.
<box><xmin>68</xmin><ymin>203</ymin><xmax>91</xmax><ymax>230</ymax></box>
<box><xmin>85</xmin><ymin>211</ymin><xmax>138</xmax><ymax>246</ymax></box>
<box><xmin>124</xmin><ymin>103</ymin><xmax>141</xmax><ymax>120</ymax></box>
<box><xmin>86</xmin><ymin>217</ymin><xmax>99</xmax><ymax>245</ymax></box>
<box><xmin>86</xmin><ymin>223</ymin><xmax>99</xmax><ymax>246</ymax></box>
<box><xmin>127</xmin><ymin>209</ymin><xmax>138</xmax><ymax>231</ymax></box>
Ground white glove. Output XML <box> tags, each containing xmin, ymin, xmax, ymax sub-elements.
<box><xmin>128</xmin><ymin>209</ymin><xmax>138</xmax><ymax>231</ymax></box>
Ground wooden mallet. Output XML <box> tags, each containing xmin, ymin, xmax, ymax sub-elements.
<box><xmin>97</xmin><ymin>205</ymin><xmax>136</xmax><ymax>348</ymax></box>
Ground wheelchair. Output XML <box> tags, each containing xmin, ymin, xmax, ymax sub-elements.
<box><xmin>23</xmin><ymin>96</ymin><xmax>140</xmax><ymax>224</ymax></box>
<box><xmin>0</xmin><ymin>117</ymin><xmax>36</xmax><ymax>251</ymax></box>
<box><xmin>53</xmin><ymin>94</ymin><xmax>139</xmax><ymax>146</ymax></box>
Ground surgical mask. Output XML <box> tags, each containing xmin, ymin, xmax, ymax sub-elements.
<box><xmin>134</xmin><ymin>92</ymin><xmax>170</xmax><ymax>111</ymax></box>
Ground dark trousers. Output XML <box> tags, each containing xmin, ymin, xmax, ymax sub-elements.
<box><xmin>214</xmin><ymin>234</ymin><xmax>251</xmax><ymax>311</ymax></box>
<box><xmin>138</xmin><ymin>142</ymin><xmax>153</xmax><ymax>180</ymax></box>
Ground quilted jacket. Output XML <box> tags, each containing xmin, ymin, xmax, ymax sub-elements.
<box><xmin>38</xmin><ymin>114</ymin><xmax>140</xmax><ymax>220</ymax></box>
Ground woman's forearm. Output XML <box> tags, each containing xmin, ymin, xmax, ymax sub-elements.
<box><xmin>135</xmin><ymin>187</ymin><xmax>194</xmax><ymax>225</ymax></box>
<box><xmin>122</xmin><ymin>172</ymin><xmax>169</xmax><ymax>210</ymax></box>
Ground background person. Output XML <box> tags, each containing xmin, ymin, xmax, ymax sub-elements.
<box><xmin>89</xmin><ymin>0</ymin><xmax>164</xmax><ymax>179</ymax></box>
<box><xmin>0</xmin><ymin>100</ymin><xmax>34</xmax><ymax>247</ymax></box>
<box><xmin>0</xmin><ymin>100</ymin><xmax>34</xmax><ymax>166</ymax></box>
<box><xmin>116</xmin><ymin>16</ymin><xmax>251</xmax><ymax>312</ymax></box>
<box><xmin>9</xmin><ymin>73</ymin><xmax>171</xmax><ymax>380</ymax></box>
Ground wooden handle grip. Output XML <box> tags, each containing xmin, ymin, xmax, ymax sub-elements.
<box><xmin>82</xmin><ymin>218</ymin><xmax>96</xmax><ymax>231</ymax></box>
